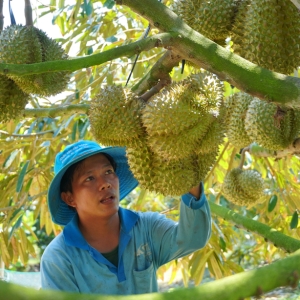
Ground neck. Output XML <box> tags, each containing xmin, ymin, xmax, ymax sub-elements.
<box><xmin>78</xmin><ymin>212</ymin><xmax>120</xmax><ymax>253</ymax></box>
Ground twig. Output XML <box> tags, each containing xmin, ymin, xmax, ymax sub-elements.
<box><xmin>25</xmin><ymin>0</ymin><xmax>33</xmax><ymax>26</ymax></box>
<box><xmin>0</xmin><ymin>130</ymin><xmax>54</xmax><ymax>137</ymax></box>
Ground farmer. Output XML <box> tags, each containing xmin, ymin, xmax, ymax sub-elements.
<box><xmin>40</xmin><ymin>140</ymin><xmax>211</xmax><ymax>294</ymax></box>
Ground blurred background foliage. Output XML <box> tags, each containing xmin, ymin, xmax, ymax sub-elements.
<box><xmin>0</xmin><ymin>0</ymin><xmax>299</xmax><ymax>290</ymax></box>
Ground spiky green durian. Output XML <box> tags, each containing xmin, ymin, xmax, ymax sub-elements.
<box><xmin>151</xmin><ymin>155</ymin><xmax>199</xmax><ymax>196</ymax></box>
<box><xmin>195</xmin><ymin>148</ymin><xmax>219</xmax><ymax>181</ymax></box>
<box><xmin>126</xmin><ymin>137</ymin><xmax>157</xmax><ymax>191</ymax></box>
<box><xmin>173</xmin><ymin>0</ymin><xmax>239</xmax><ymax>45</ymax></box>
<box><xmin>225</xmin><ymin>92</ymin><xmax>253</xmax><ymax>149</ymax></box>
<box><xmin>222</xmin><ymin>167</ymin><xmax>264</xmax><ymax>206</ymax></box>
<box><xmin>89</xmin><ymin>85</ymin><xmax>145</xmax><ymax>147</ymax></box>
<box><xmin>245</xmin><ymin>99</ymin><xmax>300</xmax><ymax>150</ymax></box>
<box><xmin>195</xmin><ymin>106</ymin><xmax>225</xmax><ymax>154</ymax></box>
<box><xmin>0</xmin><ymin>75</ymin><xmax>30</xmax><ymax>122</ymax></box>
<box><xmin>142</xmin><ymin>72</ymin><xmax>224</xmax><ymax>160</ymax></box>
<box><xmin>231</xmin><ymin>0</ymin><xmax>300</xmax><ymax>74</ymax></box>
<box><xmin>0</xmin><ymin>25</ymin><xmax>70</xmax><ymax>96</ymax></box>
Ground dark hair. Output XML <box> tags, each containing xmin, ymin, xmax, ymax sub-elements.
<box><xmin>60</xmin><ymin>153</ymin><xmax>117</xmax><ymax>194</ymax></box>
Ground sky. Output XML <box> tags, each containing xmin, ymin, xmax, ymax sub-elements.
<box><xmin>3</xmin><ymin>0</ymin><xmax>61</xmax><ymax>38</ymax></box>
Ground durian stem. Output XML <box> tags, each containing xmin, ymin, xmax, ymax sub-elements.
<box><xmin>139</xmin><ymin>79</ymin><xmax>170</xmax><ymax>102</ymax></box>
<box><xmin>238</xmin><ymin>147</ymin><xmax>249</xmax><ymax>169</ymax></box>
<box><xmin>21</xmin><ymin>104</ymin><xmax>90</xmax><ymax>118</ymax></box>
<box><xmin>132</xmin><ymin>50</ymin><xmax>182</xmax><ymax>94</ymax></box>
<box><xmin>0</xmin><ymin>0</ymin><xmax>3</xmax><ymax>32</ymax></box>
<box><xmin>249</xmin><ymin>140</ymin><xmax>300</xmax><ymax>159</ymax></box>
<box><xmin>209</xmin><ymin>201</ymin><xmax>300</xmax><ymax>253</ymax></box>
<box><xmin>25</xmin><ymin>0</ymin><xmax>33</xmax><ymax>26</ymax></box>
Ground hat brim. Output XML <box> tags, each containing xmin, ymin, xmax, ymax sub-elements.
<box><xmin>48</xmin><ymin>146</ymin><xmax>138</xmax><ymax>226</ymax></box>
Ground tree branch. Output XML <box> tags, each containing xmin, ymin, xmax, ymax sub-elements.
<box><xmin>115</xmin><ymin>0</ymin><xmax>300</xmax><ymax>108</ymax></box>
<box><xmin>209</xmin><ymin>201</ymin><xmax>300</xmax><ymax>253</ymax></box>
<box><xmin>1</xmin><ymin>249</ymin><xmax>300</xmax><ymax>299</ymax></box>
<box><xmin>21</xmin><ymin>104</ymin><xmax>89</xmax><ymax>118</ymax></box>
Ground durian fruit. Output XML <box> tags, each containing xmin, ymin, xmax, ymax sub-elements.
<box><xmin>222</xmin><ymin>167</ymin><xmax>264</xmax><ymax>206</ymax></box>
<box><xmin>89</xmin><ymin>85</ymin><xmax>146</xmax><ymax>147</ymax></box>
<box><xmin>125</xmin><ymin>137</ymin><xmax>157</xmax><ymax>191</ymax></box>
<box><xmin>0</xmin><ymin>75</ymin><xmax>30</xmax><ymax>123</ymax></box>
<box><xmin>173</xmin><ymin>0</ymin><xmax>239</xmax><ymax>45</ymax></box>
<box><xmin>245</xmin><ymin>99</ymin><xmax>300</xmax><ymax>150</ymax></box>
<box><xmin>231</xmin><ymin>0</ymin><xmax>300</xmax><ymax>74</ymax></box>
<box><xmin>224</xmin><ymin>92</ymin><xmax>253</xmax><ymax>149</ymax></box>
<box><xmin>126</xmin><ymin>137</ymin><xmax>219</xmax><ymax>196</ymax></box>
<box><xmin>195</xmin><ymin>105</ymin><xmax>225</xmax><ymax>154</ymax></box>
<box><xmin>0</xmin><ymin>25</ymin><xmax>70</xmax><ymax>96</ymax></box>
<box><xmin>142</xmin><ymin>72</ymin><xmax>224</xmax><ymax>160</ymax></box>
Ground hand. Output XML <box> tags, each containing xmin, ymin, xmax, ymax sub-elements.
<box><xmin>188</xmin><ymin>183</ymin><xmax>202</xmax><ymax>200</ymax></box>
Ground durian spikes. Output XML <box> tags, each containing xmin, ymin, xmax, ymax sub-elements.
<box><xmin>173</xmin><ymin>0</ymin><xmax>239</xmax><ymax>45</ymax></box>
<box><xmin>89</xmin><ymin>85</ymin><xmax>146</xmax><ymax>147</ymax></box>
<box><xmin>142</xmin><ymin>72</ymin><xmax>224</xmax><ymax>160</ymax></box>
<box><xmin>224</xmin><ymin>92</ymin><xmax>300</xmax><ymax>151</ymax></box>
<box><xmin>231</xmin><ymin>0</ymin><xmax>300</xmax><ymax>74</ymax></box>
<box><xmin>0</xmin><ymin>25</ymin><xmax>70</xmax><ymax>96</ymax></box>
<box><xmin>222</xmin><ymin>149</ymin><xmax>265</xmax><ymax>207</ymax></box>
<box><xmin>0</xmin><ymin>75</ymin><xmax>30</xmax><ymax>123</ymax></box>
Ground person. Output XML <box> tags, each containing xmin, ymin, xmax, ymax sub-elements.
<box><xmin>40</xmin><ymin>140</ymin><xmax>212</xmax><ymax>295</ymax></box>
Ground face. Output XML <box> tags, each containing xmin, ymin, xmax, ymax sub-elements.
<box><xmin>61</xmin><ymin>153</ymin><xmax>120</xmax><ymax>221</ymax></box>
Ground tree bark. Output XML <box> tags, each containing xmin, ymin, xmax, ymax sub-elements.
<box><xmin>1</xmin><ymin>249</ymin><xmax>300</xmax><ymax>299</ymax></box>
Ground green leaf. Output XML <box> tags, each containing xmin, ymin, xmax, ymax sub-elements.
<box><xmin>219</xmin><ymin>237</ymin><xmax>226</xmax><ymax>251</ymax></box>
<box><xmin>104</xmin><ymin>0</ymin><xmax>115</xmax><ymax>9</ymax></box>
<box><xmin>268</xmin><ymin>195</ymin><xmax>278</xmax><ymax>212</ymax></box>
<box><xmin>3</xmin><ymin>149</ymin><xmax>19</xmax><ymax>169</ymax></box>
<box><xmin>290</xmin><ymin>211</ymin><xmax>298</xmax><ymax>229</ymax></box>
<box><xmin>84</xmin><ymin>0</ymin><xmax>93</xmax><ymax>16</ymax></box>
<box><xmin>8</xmin><ymin>216</ymin><xmax>23</xmax><ymax>240</ymax></box>
<box><xmin>16</xmin><ymin>160</ymin><xmax>30</xmax><ymax>193</ymax></box>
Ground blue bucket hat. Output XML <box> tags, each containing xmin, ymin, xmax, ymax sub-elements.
<box><xmin>48</xmin><ymin>140</ymin><xmax>139</xmax><ymax>225</ymax></box>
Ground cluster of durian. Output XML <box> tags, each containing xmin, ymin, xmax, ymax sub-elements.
<box><xmin>0</xmin><ymin>25</ymin><xmax>70</xmax><ymax>122</ymax></box>
<box><xmin>89</xmin><ymin>72</ymin><xmax>225</xmax><ymax>196</ymax></box>
<box><xmin>222</xmin><ymin>167</ymin><xmax>265</xmax><ymax>207</ymax></box>
<box><xmin>172</xmin><ymin>0</ymin><xmax>239</xmax><ymax>46</ymax></box>
<box><xmin>225</xmin><ymin>92</ymin><xmax>300</xmax><ymax>151</ymax></box>
<box><xmin>231</xmin><ymin>0</ymin><xmax>300</xmax><ymax>74</ymax></box>
<box><xmin>172</xmin><ymin>0</ymin><xmax>300</xmax><ymax>74</ymax></box>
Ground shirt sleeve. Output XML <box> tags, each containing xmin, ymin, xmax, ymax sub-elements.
<box><xmin>146</xmin><ymin>182</ymin><xmax>212</xmax><ymax>267</ymax></box>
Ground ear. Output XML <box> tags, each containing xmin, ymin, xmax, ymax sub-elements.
<box><xmin>61</xmin><ymin>191</ymin><xmax>76</xmax><ymax>208</ymax></box>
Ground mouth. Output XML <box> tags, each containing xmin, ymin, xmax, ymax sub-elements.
<box><xmin>100</xmin><ymin>195</ymin><xmax>115</xmax><ymax>204</ymax></box>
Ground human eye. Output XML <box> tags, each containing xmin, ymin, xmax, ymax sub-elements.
<box><xmin>105</xmin><ymin>168</ymin><xmax>115</xmax><ymax>175</ymax></box>
<box><xmin>85</xmin><ymin>176</ymin><xmax>94</xmax><ymax>182</ymax></box>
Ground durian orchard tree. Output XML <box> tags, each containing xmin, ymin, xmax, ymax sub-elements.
<box><xmin>1</xmin><ymin>0</ymin><xmax>300</xmax><ymax>299</ymax></box>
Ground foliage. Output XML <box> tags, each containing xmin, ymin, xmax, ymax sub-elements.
<box><xmin>0</xmin><ymin>0</ymin><xmax>300</xmax><ymax>297</ymax></box>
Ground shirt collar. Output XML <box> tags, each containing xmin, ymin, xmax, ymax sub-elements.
<box><xmin>63</xmin><ymin>207</ymin><xmax>140</xmax><ymax>249</ymax></box>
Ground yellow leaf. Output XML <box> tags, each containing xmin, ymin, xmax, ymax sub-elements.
<box><xmin>208</xmin><ymin>253</ymin><xmax>223</xmax><ymax>280</ymax></box>
<box><xmin>18</xmin><ymin>228</ymin><xmax>27</xmax><ymax>252</ymax></box>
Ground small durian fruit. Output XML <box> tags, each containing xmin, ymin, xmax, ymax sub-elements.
<box><xmin>245</xmin><ymin>99</ymin><xmax>300</xmax><ymax>150</ymax></box>
<box><xmin>222</xmin><ymin>167</ymin><xmax>264</xmax><ymax>206</ymax></box>
<box><xmin>89</xmin><ymin>85</ymin><xmax>145</xmax><ymax>147</ymax></box>
<box><xmin>0</xmin><ymin>25</ymin><xmax>70</xmax><ymax>96</ymax></box>
<box><xmin>231</xmin><ymin>0</ymin><xmax>300</xmax><ymax>74</ymax></box>
<box><xmin>173</xmin><ymin>0</ymin><xmax>239</xmax><ymax>45</ymax></box>
<box><xmin>224</xmin><ymin>92</ymin><xmax>253</xmax><ymax>149</ymax></box>
<box><xmin>0</xmin><ymin>75</ymin><xmax>30</xmax><ymax>123</ymax></box>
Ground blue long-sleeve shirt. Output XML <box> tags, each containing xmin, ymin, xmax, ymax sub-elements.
<box><xmin>40</xmin><ymin>189</ymin><xmax>211</xmax><ymax>295</ymax></box>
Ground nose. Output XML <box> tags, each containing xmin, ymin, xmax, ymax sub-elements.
<box><xmin>98</xmin><ymin>177</ymin><xmax>111</xmax><ymax>191</ymax></box>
